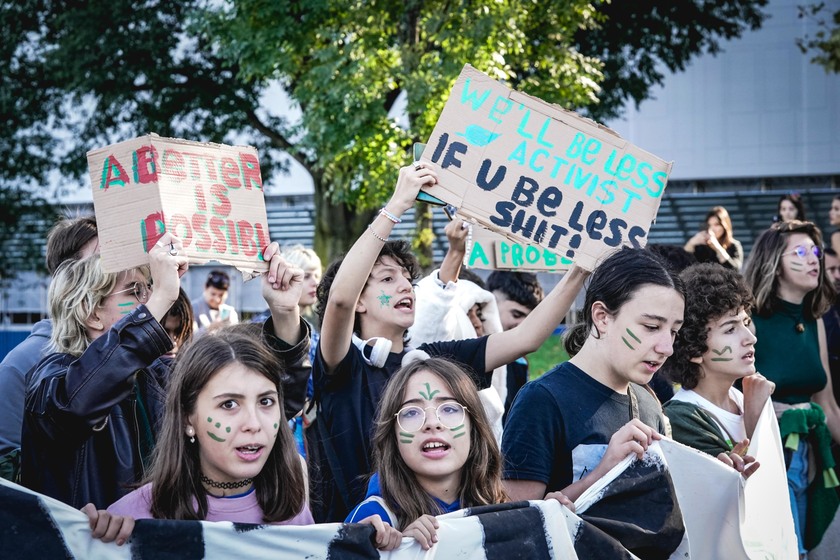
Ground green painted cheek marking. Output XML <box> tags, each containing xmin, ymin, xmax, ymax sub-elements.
<box><xmin>621</xmin><ymin>336</ymin><xmax>636</xmax><ymax>350</ymax></box>
<box><xmin>419</xmin><ymin>382</ymin><xmax>440</xmax><ymax>401</ymax></box>
<box><xmin>710</xmin><ymin>346</ymin><xmax>734</xmax><ymax>361</ymax></box>
<box><xmin>207</xmin><ymin>431</ymin><xmax>226</xmax><ymax>442</ymax></box>
<box><xmin>215</xmin><ymin>422</ymin><xmax>221</xmax><ymax>428</ymax></box>
<box><xmin>625</xmin><ymin>328</ymin><xmax>642</xmax><ymax>344</ymax></box>
<box><xmin>377</xmin><ymin>291</ymin><xmax>392</xmax><ymax>307</ymax></box>
<box><xmin>451</xmin><ymin>424</ymin><xmax>466</xmax><ymax>438</ymax></box>
<box><xmin>225</xmin><ymin>427</ymin><xmax>231</xmax><ymax>433</ymax></box>
<box><xmin>117</xmin><ymin>302</ymin><xmax>135</xmax><ymax>315</ymax></box>
<box><xmin>274</xmin><ymin>423</ymin><xmax>279</xmax><ymax>430</ymax></box>
<box><xmin>399</xmin><ymin>431</ymin><xmax>414</xmax><ymax>444</ymax></box>
<box><xmin>207</xmin><ymin>417</ymin><xmax>213</xmax><ymax>423</ymax></box>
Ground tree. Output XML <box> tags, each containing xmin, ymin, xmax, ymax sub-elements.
<box><xmin>797</xmin><ymin>3</ymin><xmax>840</xmax><ymax>73</ymax></box>
<box><xmin>0</xmin><ymin>0</ymin><xmax>768</xmax><ymax>267</ymax></box>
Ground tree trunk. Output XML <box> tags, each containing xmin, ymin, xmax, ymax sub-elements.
<box><xmin>312</xmin><ymin>184</ymin><xmax>376</xmax><ymax>265</ymax></box>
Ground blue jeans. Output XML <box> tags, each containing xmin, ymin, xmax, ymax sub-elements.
<box><xmin>788</xmin><ymin>440</ymin><xmax>809</xmax><ymax>555</ymax></box>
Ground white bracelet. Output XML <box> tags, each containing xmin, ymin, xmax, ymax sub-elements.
<box><xmin>368</xmin><ymin>223</ymin><xmax>389</xmax><ymax>243</ymax></box>
<box><xmin>380</xmin><ymin>208</ymin><xmax>402</xmax><ymax>224</ymax></box>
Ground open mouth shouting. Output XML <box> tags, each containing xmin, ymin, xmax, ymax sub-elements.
<box><xmin>395</xmin><ymin>297</ymin><xmax>414</xmax><ymax>312</ymax></box>
<box><xmin>420</xmin><ymin>439</ymin><xmax>451</xmax><ymax>457</ymax></box>
<box><xmin>235</xmin><ymin>444</ymin><xmax>265</xmax><ymax>462</ymax></box>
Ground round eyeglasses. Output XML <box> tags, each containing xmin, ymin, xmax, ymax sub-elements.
<box><xmin>395</xmin><ymin>402</ymin><xmax>467</xmax><ymax>433</ymax></box>
<box><xmin>785</xmin><ymin>244</ymin><xmax>822</xmax><ymax>260</ymax></box>
<box><xmin>112</xmin><ymin>282</ymin><xmax>151</xmax><ymax>304</ymax></box>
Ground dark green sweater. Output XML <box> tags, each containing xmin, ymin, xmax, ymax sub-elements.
<box><xmin>752</xmin><ymin>300</ymin><xmax>825</xmax><ymax>404</ymax></box>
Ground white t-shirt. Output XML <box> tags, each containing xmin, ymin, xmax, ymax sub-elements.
<box><xmin>670</xmin><ymin>387</ymin><xmax>747</xmax><ymax>447</ymax></box>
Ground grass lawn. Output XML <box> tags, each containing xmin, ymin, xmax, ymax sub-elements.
<box><xmin>526</xmin><ymin>334</ymin><xmax>569</xmax><ymax>381</ymax></box>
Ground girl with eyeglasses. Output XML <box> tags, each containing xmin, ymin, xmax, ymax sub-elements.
<box><xmin>21</xmin><ymin>232</ymin><xmax>312</xmax><ymax>517</ymax></box>
<box><xmin>743</xmin><ymin>220</ymin><xmax>840</xmax><ymax>556</ymax></box>
<box><xmin>345</xmin><ymin>357</ymin><xmax>561</xmax><ymax>550</ymax></box>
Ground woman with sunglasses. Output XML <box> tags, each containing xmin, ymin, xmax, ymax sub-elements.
<box><xmin>744</xmin><ymin>220</ymin><xmax>840</xmax><ymax>556</ymax></box>
<box><xmin>21</xmin><ymin>232</ymin><xmax>311</xmax><ymax>512</ymax></box>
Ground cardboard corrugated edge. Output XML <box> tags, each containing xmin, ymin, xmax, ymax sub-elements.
<box><xmin>87</xmin><ymin>133</ymin><xmax>270</xmax><ymax>279</ymax></box>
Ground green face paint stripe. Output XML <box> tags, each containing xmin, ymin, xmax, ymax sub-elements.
<box><xmin>377</xmin><ymin>291</ymin><xmax>392</xmax><ymax>307</ymax></box>
<box><xmin>117</xmin><ymin>302</ymin><xmax>134</xmax><ymax>307</ymax></box>
<box><xmin>399</xmin><ymin>431</ymin><xmax>415</xmax><ymax>438</ymax></box>
<box><xmin>419</xmin><ymin>382</ymin><xmax>440</xmax><ymax>401</ymax></box>
<box><xmin>452</xmin><ymin>432</ymin><xmax>466</xmax><ymax>438</ymax></box>
<box><xmin>625</xmin><ymin>328</ymin><xmax>642</xmax><ymax>344</ymax></box>
<box><xmin>621</xmin><ymin>336</ymin><xmax>635</xmax><ymax>350</ymax></box>
<box><xmin>450</xmin><ymin>424</ymin><xmax>465</xmax><ymax>432</ymax></box>
<box><xmin>207</xmin><ymin>431</ymin><xmax>226</xmax><ymax>442</ymax></box>
<box><xmin>710</xmin><ymin>357</ymin><xmax>735</xmax><ymax>362</ymax></box>
<box><xmin>399</xmin><ymin>439</ymin><xmax>413</xmax><ymax>444</ymax></box>
<box><xmin>711</xmin><ymin>346</ymin><xmax>733</xmax><ymax>356</ymax></box>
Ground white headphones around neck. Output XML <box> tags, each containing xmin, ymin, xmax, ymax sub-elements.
<box><xmin>351</xmin><ymin>334</ymin><xmax>392</xmax><ymax>368</ymax></box>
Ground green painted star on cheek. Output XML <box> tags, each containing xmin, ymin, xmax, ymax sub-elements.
<box><xmin>377</xmin><ymin>291</ymin><xmax>392</xmax><ymax>307</ymax></box>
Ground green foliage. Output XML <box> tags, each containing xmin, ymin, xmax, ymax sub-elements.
<box><xmin>528</xmin><ymin>334</ymin><xmax>570</xmax><ymax>380</ymax></box>
<box><xmin>0</xmin><ymin>187</ymin><xmax>59</xmax><ymax>280</ymax></box>
<box><xmin>0</xmin><ymin>0</ymin><xmax>769</xmax><ymax>269</ymax></box>
<box><xmin>797</xmin><ymin>3</ymin><xmax>840</xmax><ymax>73</ymax></box>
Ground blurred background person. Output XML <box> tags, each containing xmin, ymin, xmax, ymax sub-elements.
<box><xmin>193</xmin><ymin>269</ymin><xmax>239</xmax><ymax>335</ymax></box>
<box><xmin>161</xmin><ymin>288</ymin><xmax>193</xmax><ymax>358</ymax></box>
<box><xmin>0</xmin><ymin>214</ymin><xmax>98</xmax><ymax>482</ymax></box>
<box><xmin>776</xmin><ymin>193</ymin><xmax>807</xmax><ymax>223</ymax></box>
<box><xmin>828</xmin><ymin>195</ymin><xmax>840</xmax><ymax>257</ymax></box>
<box><xmin>683</xmin><ymin>206</ymin><xmax>743</xmax><ymax>270</ymax></box>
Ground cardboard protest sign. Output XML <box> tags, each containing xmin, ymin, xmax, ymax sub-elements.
<box><xmin>87</xmin><ymin>134</ymin><xmax>270</xmax><ymax>276</ymax></box>
<box><xmin>420</xmin><ymin>65</ymin><xmax>673</xmax><ymax>271</ymax></box>
<box><xmin>466</xmin><ymin>224</ymin><xmax>565</xmax><ymax>272</ymax></box>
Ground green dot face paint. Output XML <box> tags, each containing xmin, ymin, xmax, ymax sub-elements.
<box><xmin>273</xmin><ymin>423</ymin><xmax>279</xmax><ymax>430</ymax></box>
<box><xmin>225</xmin><ymin>427</ymin><xmax>231</xmax><ymax>433</ymax></box>
<box><xmin>710</xmin><ymin>345</ymin><xmax>734</xmax><ymax>362</ymax></box>
<box><xmin>215</xmin><ymin>422</ymin><xmax>221</xmax><ymax>428</ymax></box>
<box><xmin>377</xmin><ymin>291</ymin><xmax>392</xmax><ymax>307</ymax></box>
<box><xmin>419</xmin><ymin>382</ymin><xmax>440</xmax><ymax>401</ymax></box>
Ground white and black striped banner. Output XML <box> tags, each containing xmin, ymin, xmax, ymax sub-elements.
<box><xmin>0</xmin><ymin>401</ymin><xmax>794</xmax><ymax>559</ymax></box>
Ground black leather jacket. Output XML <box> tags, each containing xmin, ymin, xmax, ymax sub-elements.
<box><xmin>21</xmin><ymin>306</ymin><xmax>310</xmax><ymax>509</ymax></box>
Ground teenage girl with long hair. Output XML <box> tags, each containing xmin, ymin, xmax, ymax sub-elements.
<box><xmin>346</xmin><ymin>356</ymin><xmax>572</xmax><ymax>549</ymax></box>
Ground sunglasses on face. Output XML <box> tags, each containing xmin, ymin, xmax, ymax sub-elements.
<box><xmin>112</xmin><ymin>282</ymin><xmax>151</xmax><ymax>304</ymax></box>
<box><xmin>785</xmin><ymin>245</ymin><xmax>822</xmax><ymax>260</ymax></box>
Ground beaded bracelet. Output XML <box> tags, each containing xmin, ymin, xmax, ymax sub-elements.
<box><xmin>379</xmin><ymin>208</ymin><xmax>402</xmax><ymax>224</ymax></box>
<box><xmin>368</xmin><ymin>223</ymin><xmax>389</xmax><ymax>243</ymax></box>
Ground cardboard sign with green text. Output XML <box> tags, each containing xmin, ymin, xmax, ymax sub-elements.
<box><xmin>466</xmin><ymin>225</ymin><xmax>565</xmax><ymax>272</ymax></box>
<box><xmin>87</xmin><ymin>134</ymin><xmax>270</xmax><ymax>276</ymax></box>
<box><xmin>420</xmin><ymin>65</ymin><xmax>672</xmax><ymax>271</ymax></box>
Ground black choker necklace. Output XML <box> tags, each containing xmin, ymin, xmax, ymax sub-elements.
<box><xmin>200</xmin><ymin>474</ymin><xmax>253</xmax><ymax>490</ymax></box>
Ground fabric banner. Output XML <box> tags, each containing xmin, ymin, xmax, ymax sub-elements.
<box><xmin>0</xmin><ymin>400</ymin><xmax>795</xmax><ymax>559</ymax></box>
